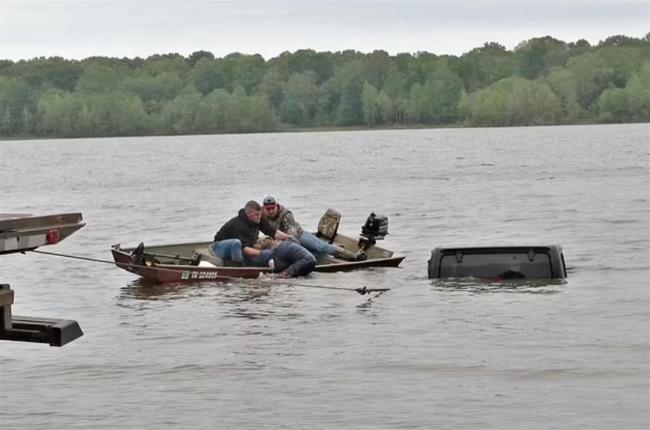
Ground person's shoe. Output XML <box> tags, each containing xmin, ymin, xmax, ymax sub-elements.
<box><xmin>190</xmin><ymin>252</ymin><xmax>202</xmax><ymax>266</ymax></box>
<box><xmin>333</xmin><ymin>246</ymin><xmax>358</xmax><ymax>261</ymax></box>
<box><xmin>354</xmin><ymin>251</ymin><xmax>368</xmax><ymax>261</ymax></box>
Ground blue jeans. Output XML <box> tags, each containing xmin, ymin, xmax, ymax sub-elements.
<box><xmin>211</xmin><ymin>239</ymin><xmax>244</xmax><ymax>263</ymax></box>
<box><xmin>247</xmin><ymin>249</ymin><xmax>274</xmax><ymax>267</ymax></box>
<box><xmin>298</xmin><ymin>231</ymin><xmax>335</xmax><ymax>256</ymax></box>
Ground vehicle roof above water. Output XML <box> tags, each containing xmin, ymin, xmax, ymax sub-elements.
<box><xmin>431</xmin><ymin>245</ymin><xmax>563</xmax><ymax>251</ymax></box>
<box><xmin>428</xmin><ymin>245</ymin><xmax>567</xmax><ymax>279</ymax></box>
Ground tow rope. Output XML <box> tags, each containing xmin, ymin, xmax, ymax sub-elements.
<box><xmin>26</xmin><ymin>249</ymin><xmax>390</xmax><ymax>296</ymax></box>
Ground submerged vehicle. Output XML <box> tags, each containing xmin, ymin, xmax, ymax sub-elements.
<box><xmin>427</xmin><ymin>245</ymin><xmax>567</xmax><ymax>280</ymax></box>
<box><xmin>111</xmin><ymin>211</ymin><xmax>404</xmax><ymax>283</ymax></box>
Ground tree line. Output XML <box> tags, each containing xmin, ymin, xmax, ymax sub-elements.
<box><xmin>0</xmin><ymin>34</ymin><xmax>648</xmax><ymax>138</ymax></box>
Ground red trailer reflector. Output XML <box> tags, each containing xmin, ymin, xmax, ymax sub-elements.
<box><xmin>46</xmin><ymin>229</ymin><xmax>60</xmax><ymax>244</ymax></box>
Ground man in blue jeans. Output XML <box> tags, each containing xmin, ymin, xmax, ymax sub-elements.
<box><xmin>212</xmin><ymin>200</ymin><xmax>294</xmax><ymax>266</ymax></box>
<box><xmin>261</xmin><ymin>195</ymin><xmax>365</xmax><ymax>261</ymax></box>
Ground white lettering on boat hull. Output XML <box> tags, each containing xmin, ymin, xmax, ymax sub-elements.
<box><xmin>181</xmin><ymin>271</ymin><xmax>220</xmax><ymax>280</ymax></box>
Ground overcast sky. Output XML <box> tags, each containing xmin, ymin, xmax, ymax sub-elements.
<box><xmin>0</xmin><ymin>0</ymin><xmax>648</xmax><ymax>61</ymax></box>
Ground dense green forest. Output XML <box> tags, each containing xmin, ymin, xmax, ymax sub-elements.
<box><xmin>0</xmin><ymin>34</ymin><xmax>648</xmax><ymax>138</ymax></box>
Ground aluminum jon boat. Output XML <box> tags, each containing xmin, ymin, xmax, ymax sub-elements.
<box><xmin>110</xmin><ymin>211</ymin><xmax>404</xmax><ymax>283</ymax></box>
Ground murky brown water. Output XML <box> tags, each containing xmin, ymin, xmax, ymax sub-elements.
<box><xmin>1</xmin><ymin>124</ymin><xmax>648</xmax><ymax>429</ymax></box>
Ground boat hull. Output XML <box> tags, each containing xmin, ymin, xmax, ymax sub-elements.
<box><xmin>111</xmin><ymin>247</ymin><xmax>271</xmax><ymax>283</ymax></box>
<box><xmin>110</xmin><ymin>233</ymin><xmax>404</xmax><ymax>283</ymax></box>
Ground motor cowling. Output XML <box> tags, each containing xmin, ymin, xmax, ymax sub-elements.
<box><xmin>361</xmin><ymin>212</ymin><xmax>388</xmax><ymax>241</ymax></box>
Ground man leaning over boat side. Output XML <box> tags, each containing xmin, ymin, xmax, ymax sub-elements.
<box><xmin>259</xmin><ymin>237</ymin><xmax>316</xmax><ymax>278</ymax></box>
<box><xmin>212</xmin><ymin>200</ymin><xmax>294</xmax><ymax>266</ymax></box>
<box><xmin>261</xmin><ymin>195</ymin><xmax>366</xmax><ymax>261</ymax></box>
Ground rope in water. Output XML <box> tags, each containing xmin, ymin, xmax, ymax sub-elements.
<box><xmin>27</xmin><ymin>249</ymin><xmax>390</xmax><ymax>295</ymax></box>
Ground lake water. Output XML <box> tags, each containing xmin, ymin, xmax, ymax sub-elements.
<box><xmin>0</xmin><ymin>124</ymin><xmax>648</xmax><ymax>429</ymax></box>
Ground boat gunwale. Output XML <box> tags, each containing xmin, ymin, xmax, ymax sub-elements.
<box><xmin>111</xmin><ymin>245</ymin><xmax>404</xmax><ymax>270</ymax></box>
<box><xmin>110</xmin><ymin>231</ymin><xmax>404</xmax><ymax>282</ymax></box>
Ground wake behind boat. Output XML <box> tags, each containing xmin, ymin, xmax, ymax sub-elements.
<box><xmin>110</xmin><ymin>211</ymin><xmax>404</xmax><ymax>283</ymax></box>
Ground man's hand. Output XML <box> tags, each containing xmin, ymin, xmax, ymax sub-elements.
<box><xmin>274</xmin><ymin>230</ymin><xmax>294</xmax><ymax>241</ymax></box>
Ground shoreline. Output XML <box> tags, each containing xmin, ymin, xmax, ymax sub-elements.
<box><xmin>0</xmin><ymin>120</ymin><xmax>645</xmax><ymax>141</ymax></box>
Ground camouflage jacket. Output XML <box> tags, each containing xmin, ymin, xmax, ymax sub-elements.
<box><xmin>264</xmin><ymin>205</ymin><xmax>304</xmax><ymax>238</ymax></box>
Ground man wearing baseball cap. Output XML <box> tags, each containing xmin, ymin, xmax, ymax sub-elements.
<box><xmin>261</xmin><ymin>195</ymin><xmax>366</xmax><ymax>261</ymax></box>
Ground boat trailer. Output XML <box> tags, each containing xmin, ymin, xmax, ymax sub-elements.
<box><xmin>0</xmin><ymin>213</ymin><xmax>85</xmax><ymax>346</ymax></box>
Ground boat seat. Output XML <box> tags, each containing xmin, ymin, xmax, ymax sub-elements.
<box><xmin>317</xmin><ymin>208</ymin><xmax>341</xmax><ymax>243</ymax></box>
<box><xmin>193</xmin><ymin>247</ymin><xmax>225</xmax><ymax>266</ymax></box>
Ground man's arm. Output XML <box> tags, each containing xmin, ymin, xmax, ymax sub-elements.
<box><xmin>273</xmin><ymin>229</ymin><xmax>294</xmax><ymax>241</ymax></box>
<box><xmin>243</xmin><ymin>246</ymin><xmax>262</xmax><ymax>257</ymax></box>
<box><xmin>260</xmin><ymin>218</ymin><xmax>278</xmax><ymax>239</ymax></box>
<box><xmin>261</xmin><ymin>213</ymin><xmax>295</xmax><ymax>241</ymax></box>
<box><xmin>279</xmin><ymin>211</ymin><xmax>302</xmax><ymax>236</ymax></box>
<box><xmin>214</xmin><ymin>217</ymin><xmax>235</xmax><ymax>241</ymax></box>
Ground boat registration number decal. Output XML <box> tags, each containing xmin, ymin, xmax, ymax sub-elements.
<box><xmin>181</xmin><ymin>271</ymin><xmax>220</xmax><ymax>280</ymax></box>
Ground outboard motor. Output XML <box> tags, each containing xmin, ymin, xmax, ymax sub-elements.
<box><xmin>130</xmin><ymin>242</ymin><xmax>159</xmax><ymax>267</ymax></box>
<box><xmin>360</xmin><ymin>212</ymin><xmax>388</xmax><ymax>245</ymax></box>
<box><xmin>131</xmin><ymin>242</ymin><xmax>146</xmax><ymax>266</ymax></box>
